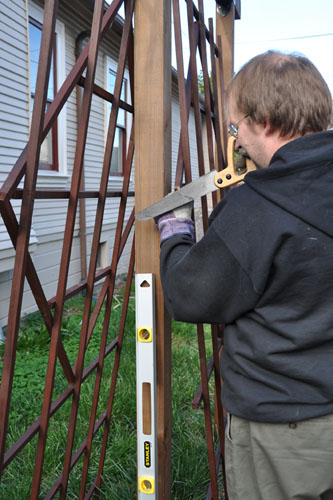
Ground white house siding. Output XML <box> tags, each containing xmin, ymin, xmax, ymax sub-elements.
<box><xmin>171</xmin><ymin>81</ymin><xmax>201</xmax><ymax>186</ymax></box>
<box><xmin>171</xmin><ymin>80</ymin><xmax>212</xmax><ymax>239</ymax></box>
<box><xmin>0</xmin><ymin>0</ymin><xmax>202</xmax><ymax>328</ymax></box>
<box><xmin>0</xmin><ymin>0</ymin><xmax>30</xmax><ymax>185</ymax></box>
<box><xmin>0</xmin><ymin>0</ymin><xmax>133</xmax><ymax>327</ymax></box>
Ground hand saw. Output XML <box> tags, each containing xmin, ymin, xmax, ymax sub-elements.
<box><xmin>135</xmin><ymin>136</ymin><xmax>256</xmax><ymax>221</ymax></box>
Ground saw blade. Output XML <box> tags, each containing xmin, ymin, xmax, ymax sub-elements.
<box><xmin>135</xmin><ymin>169</ymin><xmax>218</xmax><ymax>221</ymax></box>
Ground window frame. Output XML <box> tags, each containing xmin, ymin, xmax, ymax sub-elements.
<box><xmin>28</xmin><ymin>2</ymin><xmax>67</xmax><ymax>176</ymax></box>
<box><xmin>29</xmin><ymin>16</ymin><xmax>59</xmax><ymax>171</ymax></box>
<box><xmin>105</xmin><ymin>57</ymin><xmax>131</xmax><ymax>178</ymax></box>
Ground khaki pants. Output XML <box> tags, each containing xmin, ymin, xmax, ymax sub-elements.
<box><xmin>225</xmin><ymin>413</ymin><xmax>333</xmax><ymax>500</ymax></box>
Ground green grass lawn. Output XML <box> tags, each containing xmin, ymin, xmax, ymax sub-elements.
<box><xmin>0</xmin><ymin>282</ymin><xmax>220</xmax><ymax>499</ymax></box>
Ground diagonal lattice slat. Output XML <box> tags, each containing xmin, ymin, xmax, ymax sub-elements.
<box><xmin>172</xmin><ymin>1</ymin><xmax>228</xmax><ymax>498</ymax></box>
<box><xmin>0</xmin><ymin>0</ymin><xmax>60</xmax><ymax>478</ymax></box>
<box><xmin>0</xmin><ymin>0</ymin><xmax>231</xmax><ymax>497</ymax></box>
<box><xmin>0</xmin><ymin>0</ymin><xmax>136</xmax><ymax>497</ymax></box>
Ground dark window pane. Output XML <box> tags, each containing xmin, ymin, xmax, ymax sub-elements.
<box><xmin>110</xmin><ymin>127</ymin><xmax>123</xmax><ymax>174</ymax></box>
<box><xmin>29</xmin><ymin>17</ymin><xmax>57</xmax><ymax>170</ymax></box>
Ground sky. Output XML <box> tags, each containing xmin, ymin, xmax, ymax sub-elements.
<box><xmin>198</xmin><ymin>0</ymin><xmax>333</xmax><ymax>95</ymax></box>
<box><xmin>113</xmin><ymin>0</ymin><xmax>333</xmax><ymax>95</ymax></box>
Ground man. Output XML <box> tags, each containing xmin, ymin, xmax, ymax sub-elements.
<box><xmin>155</xmin><ymin>51</ymin><xmax>333</xmax><ymax>499</ymax></box>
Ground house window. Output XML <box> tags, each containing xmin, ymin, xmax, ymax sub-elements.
<box><xmin>29</xmin><ymin>17</ymin><xmax>58</xmax><ymax>170</ymax></box>
<box><xmin>107</xmin><ymin>68</ymin><xmax>127</xmax><ymax>176</ymax></box>
<box><xmin>96</xmin><ymin>241</ymin><xmax>108</xmax><ymax>269</ymax></box>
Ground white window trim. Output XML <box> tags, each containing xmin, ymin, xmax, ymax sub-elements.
<box><xmin>28</xmin><ymin>2</ymin><xmax>68</xmax><ymax>179</ymax></box>
<box><xmin>105</xmin><ymin>56</ymin><xmax>132</xmax><ymax>180</ymax></box>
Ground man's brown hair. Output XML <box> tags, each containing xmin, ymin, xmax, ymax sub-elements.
<box><xmin>227</xmin><ymin>51</ymin><xmax>332</xmax><ymax>138</ymax></box>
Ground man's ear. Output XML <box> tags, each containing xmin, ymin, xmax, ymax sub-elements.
<box><xmin>264</xmin><ymin>120</ymin><xmax>274</xmax><ymax>136</ymax></box>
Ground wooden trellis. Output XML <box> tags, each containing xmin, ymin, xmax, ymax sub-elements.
<box><xmin>0</xmin><ymin>0</ymin><xmax>238</xmax><ymax>497</ymax></box>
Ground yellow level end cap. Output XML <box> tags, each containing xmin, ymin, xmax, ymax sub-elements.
<box><xmin>138</xmin><ymin>476</ymin><xmax>155</xmax><ymax>494</ymax></box>
<box><xmin>137</xmin><ymin>327</ymin><xmax>153</xmax><ymax>343</ymax></box>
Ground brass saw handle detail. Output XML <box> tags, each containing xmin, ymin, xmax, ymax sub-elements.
<box><xmin>214</xmin><ymin>136</ymin><xmax>256</xmax><ymax>188</ymax></box>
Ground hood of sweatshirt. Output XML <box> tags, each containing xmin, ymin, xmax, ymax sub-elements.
<box><xmin>244</xmin><ymin>130</ymin><xmax>333</xmax><ymax>237</ymax></box>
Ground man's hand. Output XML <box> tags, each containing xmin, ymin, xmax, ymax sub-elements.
<box><xmin>154</xmin><ymin>201</ymin><xmax>195</xmax><ymax>243</ymax></box>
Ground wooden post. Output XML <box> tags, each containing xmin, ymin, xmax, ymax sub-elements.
<box><xmin>215</xmin><ymin>1</ymin><xmax>241</xmax><ymax>157</ymax></box>
<box><xmin>134</xmin><ymin>0</ymin><xmax>172</xmax><ymax>498</ymax></box>
<box><xmin>216</xmin><ymin>1</ymin><xmax>241</xmax><ymax>87</ymax></box>
<box><xmin>216</xmin><ymin>2</ymin><xmax>238</xmax><ymax>90</ymax></box>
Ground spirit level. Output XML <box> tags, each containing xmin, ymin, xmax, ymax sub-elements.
<box><xmin>136</xmin><ymin>274</ymin><xmax>158</xmax><ymax>498</ymax></box>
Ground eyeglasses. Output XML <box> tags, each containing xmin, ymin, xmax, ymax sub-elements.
<box><xmin>228</xmin><ymin>114</ymin><xmax>249</xmax><ymax>138</ymax></box>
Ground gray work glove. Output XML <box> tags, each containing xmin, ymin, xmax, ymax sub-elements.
<box><xmin>154</xmin><ymin>201</ymin><xmax>194</xmax><ymax>243</ymax></box>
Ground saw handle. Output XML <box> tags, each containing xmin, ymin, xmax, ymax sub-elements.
<box><xmin>214</xmin><ymin>136</ymin><xmax>256</xmax><ymax>189</ymax></box>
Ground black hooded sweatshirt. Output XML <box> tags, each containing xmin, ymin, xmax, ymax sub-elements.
<box><xmin>160</xmin><ymin>130</ymin><xmax>333</xmax><ymax>423</ymax></box>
